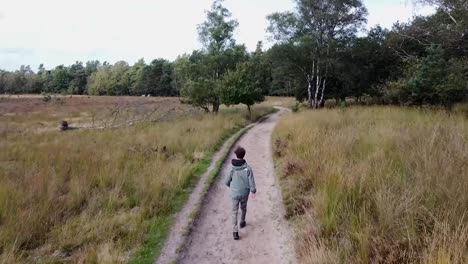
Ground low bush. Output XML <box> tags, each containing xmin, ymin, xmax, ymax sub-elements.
<box><xmin>324</xmin><ymin>99</ymin><xmax>337</xmax><ymax>109</ymax></box>
<box><xmin>291</xmin><ymin>102</ymin><xmax>300</xmax><ymax>112</ymax></box>
<box><xmin>452</xmin><ymin>103</ymin><xmax>468</xmax><ymax>118</ymax></box>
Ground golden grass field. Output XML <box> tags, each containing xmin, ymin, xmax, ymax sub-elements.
<box><xmin>264</xmin><ymin>96</ymin><xmax>297</xmax><ymax>108</ymax></box>
<box><xmin>0</xmin><ymin>96</ymin><xmax>200</xmax><ymax>135</ymax></box>
<box><xmin>0</xmin><ymin>95</ymin><xmax>275</xmax><ymax>263</ymax></box>
<box><xmin>273</xmin><ymin>107</ymin><xmax>468</xmax><ymax>263</ymax></box>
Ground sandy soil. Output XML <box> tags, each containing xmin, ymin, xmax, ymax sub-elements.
<box><xmin>155</xmin><ymin>122</ymin><xmax>251</xmax><ymax>264</ymax></box>
<box><xmin>177</xmin><ymin>108</ymin><xmax>296</xmax><ymax>264</ymax></box>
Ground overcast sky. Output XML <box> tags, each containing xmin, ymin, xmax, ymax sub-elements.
<box><xmin>0</xmin><ymin>0</ymin><xmax>435</xmax><ymax>71</ymax></box>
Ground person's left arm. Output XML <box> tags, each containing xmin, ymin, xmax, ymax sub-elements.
<box><xmin>248</xmin><ymin>166</ymin><xmax>256</xmax><ymax>195</ymax></box>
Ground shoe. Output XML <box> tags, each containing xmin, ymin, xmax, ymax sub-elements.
<box><xmin>233</xmin><ymin>232</ymin><xmax>240</xmax><ymax>240</ymax></box>
<box><xmin>240</xmin><ymin>221</ymin><xmax>246</xmax><ymax>228</ymax></box>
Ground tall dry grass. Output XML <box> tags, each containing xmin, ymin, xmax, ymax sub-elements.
<box><xmin>0</xmin><ymin>96</ymin><xmax>198</xmax><ymax>135</ymax></box>
<box><xmin>264</xmin><ymin>96</ymin><xmax>297</xmax><ymax>108</ymax></box>
<box><xmin>273</xmin><ymin>107</ymin><xmax>468</xmax><ymax>263</ymax></box>
<box><xmin>0</xmin><ymin>101</ymin><xmax>274</xmax><ymax>263</ymax></box>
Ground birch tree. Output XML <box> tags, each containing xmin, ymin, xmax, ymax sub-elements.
<box><xmin>267</xmin><ymin>0</ymin><xmax>367</xmax><ymax>108</ymax></box>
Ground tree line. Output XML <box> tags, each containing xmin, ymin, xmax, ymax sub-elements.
<box><xmin>265</xmin><ymin>0</ymin><xmax>467</xmax><ymax>108</ymax></box>
<box><xmin>1</xmin><ymin>0</ymin><xmax>466</xmax><ymax>109</ymax></box>
<box><xmin>0</xmin><ymin>59</ymin><xmax>177</xmax><ymax>96</ymax></box>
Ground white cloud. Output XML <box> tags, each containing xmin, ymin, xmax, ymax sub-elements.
<box><xmin>0</xmin><ymin>0</ymin><xmax>215</xmax><ymax>70</ymax></box>
<box><xmin>364</xmin><ymin>0</ymin><xmax>435</xmax><ymax>30</ymax></box>
<box><xmin>0</xmin><ymin>0</ymin><xmax>435</xmax><ymax>71</ymax></box>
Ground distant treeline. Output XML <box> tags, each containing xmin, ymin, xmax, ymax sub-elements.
<box><xmin>0</xmin><ymin>0</ymin><xmax>466</xmax><ymax>108</ymax></box>
<box><xmin>0</xmin><ymin>59</ymin><xmax>177</xmax><ymax>96</ymax></box>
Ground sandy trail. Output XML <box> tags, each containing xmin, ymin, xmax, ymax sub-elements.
<box><xmin>179</xmin><ymin>108</ymin><xmax>296</xmax><ymax>264</ymax></box>
<box><xmin>156</xmin><ymin>118</ymin><xmax>253</xmax><ymax>264</ymax></box>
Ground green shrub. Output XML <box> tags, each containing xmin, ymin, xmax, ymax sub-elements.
<box><xmin>452</xmin><ymin>103</ymin><xmax>468</xmax><ymax>118</ymax></box>
<box><xmin>366</xmin><ymin>97</ymin><xmax>382</xmax><ymax>105</ymax></box>
<box><xmin>383</xmin><ymin>82</ymin><xmax>403</xmax><ymax>105</ymax></box>
<box><xmin>42</xmin><ymin>94</ymin><xmax>51</xmax><ymax>102</ymax></box>
<box><xmin>324</xmin><ymin>99</ymin><xmax>337</xmax><ymax>109</ymax></box>
<box><xmin>291</xmin><ymin>102</ymin><xmax>300</xmax><ymax>112</ymax></box>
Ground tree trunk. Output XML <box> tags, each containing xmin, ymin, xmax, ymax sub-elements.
<box><xmin>308</xmin><ymin>60</ymin><xmax>315</xmax><ymax>108</ymax></box>
<box><xmin>313</xmin><ymin>76</ymin><xmax>320</xmax><ymax>109</ymax></box>
<box><xmin>318</xmin><ymin>78</ymin><xmax>326</xmax><ymax>108</ymax></box>
<box><xmin>247</xmin><ymin>104</ymin><xmax>252</xmax><ymax>120</ymax></box>
<box><xmin>307</xmin><ymin>77</ymin><xmax>313</xmax><ymax>108</ymax></box>
<box><xmin>313</xmin><ymin>57</ymin><xmax>321</xmax><ymax>109</ymax></box>
<box><xmin>212</xmin><ymin>97</ymin><xmax>220</xmax><ymax>113</ymax></box>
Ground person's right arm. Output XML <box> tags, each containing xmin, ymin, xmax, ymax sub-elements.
<box><xmin>224</xmin><ymin>169</ymin><xmax>233</xmax><ymax>187</ymax></box>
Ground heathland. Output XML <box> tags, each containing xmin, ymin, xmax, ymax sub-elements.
<box><xmin>0</xmin><ymin>95</ymin><xmax>274</xmax><ymax>263</ymax></box>
<box><xmin>273</xmin><ymin>107</ymin><xmax>468</xmax><ymax>263</ymax></box>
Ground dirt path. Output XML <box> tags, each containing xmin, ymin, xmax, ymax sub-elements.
<box><xmin>156</xmin><ymin>120</ymin><xmax>254</xmax><ymax>264</ymax></box>
<box><xmin>178</xmin><ymin>108</ymin><xmax>296</xmax><ymax>264</ymax></box>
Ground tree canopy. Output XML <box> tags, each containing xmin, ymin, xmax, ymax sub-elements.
<box><xmin>179</xmin><ymin>0</ymin><xmax>248</xmax><ymax>113</ymax></box>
